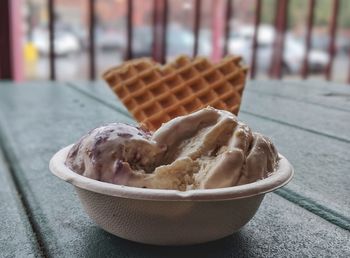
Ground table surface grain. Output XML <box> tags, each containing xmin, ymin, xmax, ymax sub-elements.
<box><xmin>0</xmin><ymin>79</ymin><xmax>349</xmax><ymax>258</ymax></box>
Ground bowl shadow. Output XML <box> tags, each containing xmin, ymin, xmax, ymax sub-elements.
<box><xmin>80</xmin><ymin>226</ymin><xmax>252</xmax><ymax>258</ymax></box>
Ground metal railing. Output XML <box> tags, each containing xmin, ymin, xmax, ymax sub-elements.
<box><xmin>0</xmin><ymin>0</ymin><xmax>13</xmax><ymax>79</ymax></box>
<box><xmin>0</xmin><ymin>0</ymin><xmax>349</xmax><ymax>84</ymax></box>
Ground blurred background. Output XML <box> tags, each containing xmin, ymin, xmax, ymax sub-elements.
<box><xmin>2</xmin><ymin>0</ymin><xmax>350</xmax><ymax>83</ymax></box>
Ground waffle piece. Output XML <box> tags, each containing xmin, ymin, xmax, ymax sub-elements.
<box><xmin>103</xmin><ymin>55</ymin><xmax>248</xmax><ymax>131</ymax></box>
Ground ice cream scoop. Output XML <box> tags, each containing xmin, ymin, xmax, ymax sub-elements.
<box><xmin>65</xmin><ymin>107</ymin><xmax>279</xmax><ymax>190</ymax></box>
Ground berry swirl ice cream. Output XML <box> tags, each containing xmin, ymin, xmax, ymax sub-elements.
<box><xmin>66</xmin><ymin>107</ymin><xmax>279</xmax><ymax>191</ymax></box>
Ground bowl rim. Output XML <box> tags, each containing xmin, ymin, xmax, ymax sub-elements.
<box><xmin>49</xmin><ymin>144</ymin><xmax>294</xmax><ymax>201</ymax></box>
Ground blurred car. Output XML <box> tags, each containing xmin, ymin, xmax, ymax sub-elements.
<box><xmin>96</xmin><ymin>28</ymin><xmax>125</xmax><ymax>51</ymax></box>
<box><xmin>68</xmin><ymin>24</ymin><xmax>88</xmax><ymax>49</ymax></box>
<box><xmin>306</xmin><ymin>34</ymin><xmax>350</xmax><ymax>54</ymax></box>
<box><xmin>228</xmin><ymin>25</ymin><xmax>329</xmax><ymax>74</ymax></box>
<box><xmin>31</xmin><ymin>25</ymin><xmax>80</xmax><ymax>56</ymax></box>
<box><xmin>284</xmin><ymin>35</ymin><xmax>329</xmax><ymax>73</ymax></box>
<box><xmin>123</xmin><ymin>24</ymin><xmax>211</xmax><ymax>59</ymax></box>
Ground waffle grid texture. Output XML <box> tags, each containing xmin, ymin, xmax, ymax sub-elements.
<box><xmin>104</xmin><ymin>55</ymin><xmax>247</xmax><ymax>130</ymax></box>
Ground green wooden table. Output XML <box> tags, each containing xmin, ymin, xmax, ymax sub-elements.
<box><xmin>0</xmin><ymin>80</ymin><xmax>349</xmax><ymax>257</ymax></box>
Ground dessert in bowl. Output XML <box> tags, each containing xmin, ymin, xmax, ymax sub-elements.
<box><xmin>49</xmin><ymin>56</ymin><xmax>293</xmax><ymax>245</ymax></box>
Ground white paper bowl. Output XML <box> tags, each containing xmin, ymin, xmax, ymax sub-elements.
<box><xmin>50</xmin><ymin>145</ymin><xmax>293</xmax><ymax>246</ymax></box>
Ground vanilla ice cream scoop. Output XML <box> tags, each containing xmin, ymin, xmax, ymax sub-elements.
<box><xmin>66</xmin><ymin>107</ymin><xmax>279</xmax><ymax>190</ymax></box>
